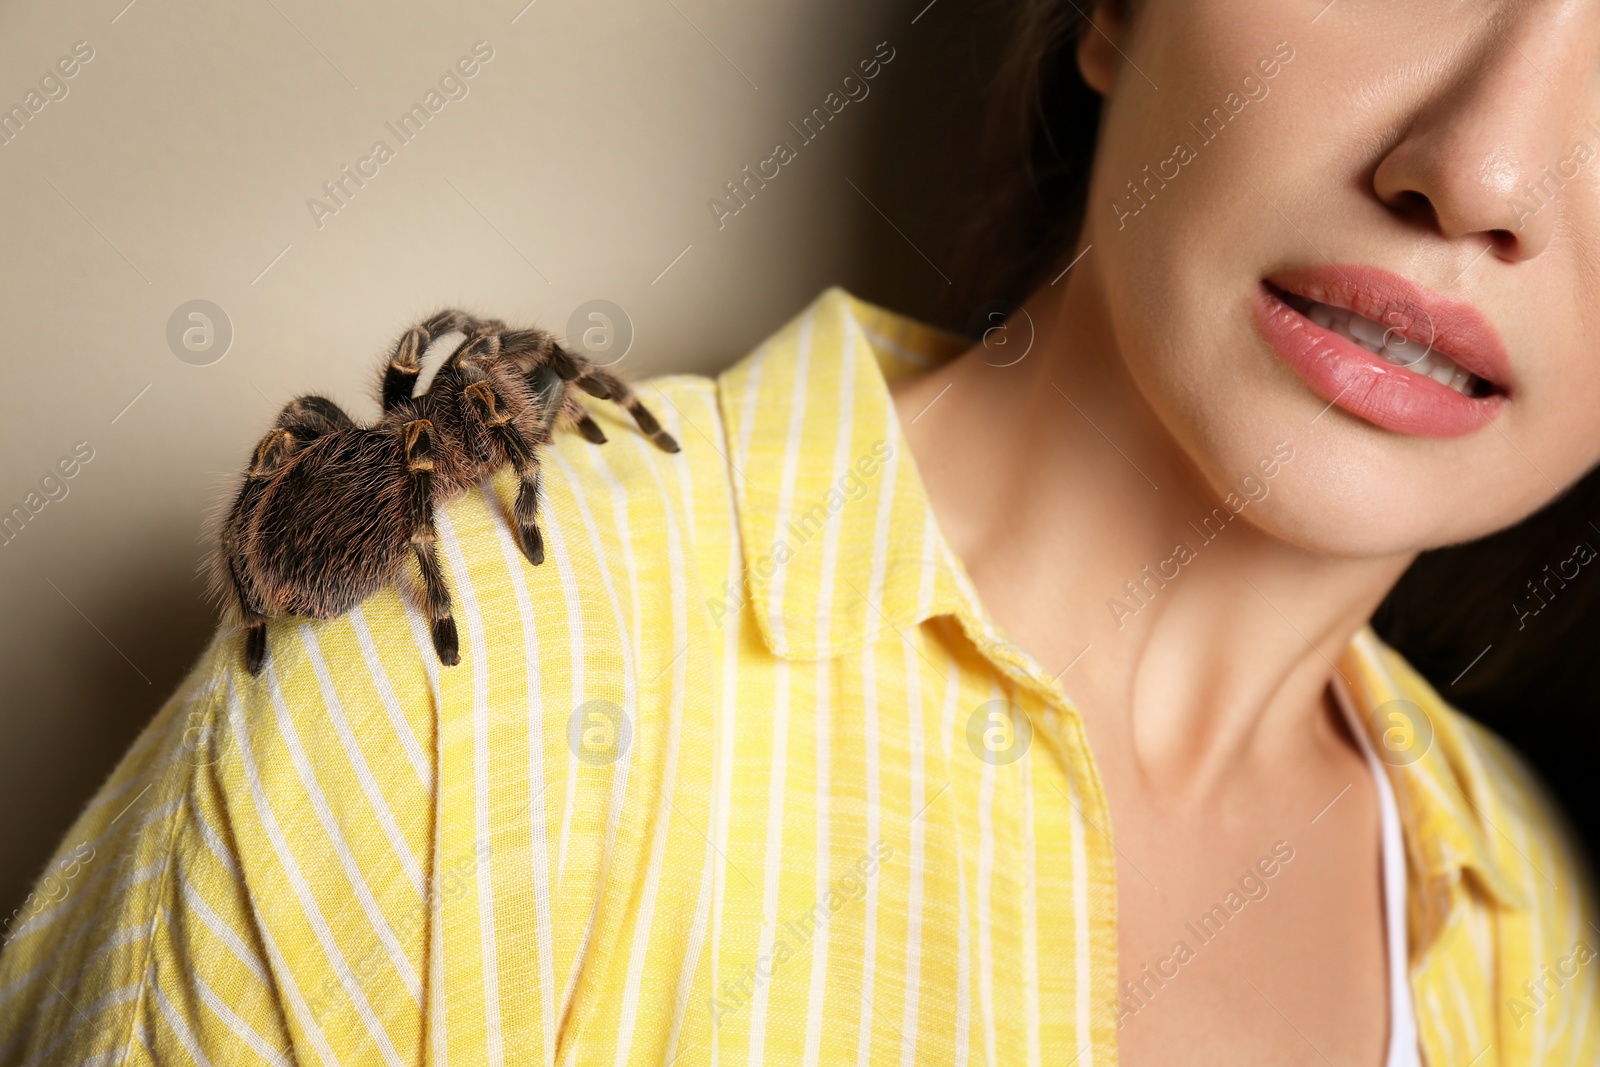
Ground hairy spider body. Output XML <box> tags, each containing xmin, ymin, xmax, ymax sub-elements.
<box><xmin>211</xmin><ymin>309</ymin><xmax>679</xmax><ymax>676</ymax></box>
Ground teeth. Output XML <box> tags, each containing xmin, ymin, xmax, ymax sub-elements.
<box><xmin>1346</xmin><ymin>314</ymin><xmax>1388</xmax><ymax>349</ymax></box>
<box><xmin>1300</xmin><ymin>298</ymin><xmax>1483</xmax><ymax>397</ymax></box>
<box><xmin>1382</xmin><ymin>336</ymin><xmax>1419</xmax><ymax>364</ymax></box>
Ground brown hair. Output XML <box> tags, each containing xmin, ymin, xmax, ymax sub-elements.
<box><xmin>952</xmin><ymin>0</ymin><xmax>1600</xmax><ymax>846</ymax></box>
<box><xmin>951</xmin><ymin>1</ymin><xmax>1105</xmax><ymax>317</ymax></box>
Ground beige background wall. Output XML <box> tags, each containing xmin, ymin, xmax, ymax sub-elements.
<box><xmin>0</xmin><ymin>0</ymin><xmax>1003</xmax><ymax>917</ymax></box>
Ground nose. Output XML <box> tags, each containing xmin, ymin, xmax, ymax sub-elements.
<box><xmin>1371</xmin><ymin>7</ymin><xmax>1594</xmax><ymax>264</ymax></box>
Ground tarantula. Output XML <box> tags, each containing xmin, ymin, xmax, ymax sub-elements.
<box><xmin>211</xmin><ymin>308</ymin><xmax>679</xmax><ymax>675</ymax></box>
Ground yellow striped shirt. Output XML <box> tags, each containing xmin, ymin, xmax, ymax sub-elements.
<box><xmin>2</xmin><ymin>285</ymin><xmax>1596</xmax><ymax>1066</ymax></box>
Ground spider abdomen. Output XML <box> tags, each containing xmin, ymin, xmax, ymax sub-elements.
<box><xmin>244</xmin><ymin>431</ymin><xmax>414</xmax><ymax>620</ymax></box>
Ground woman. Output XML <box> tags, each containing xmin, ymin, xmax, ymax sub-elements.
<box><xmin>2</xmin><ymin>0</ymin><xmax>1596</xmax><ymax>1064</ymax></box>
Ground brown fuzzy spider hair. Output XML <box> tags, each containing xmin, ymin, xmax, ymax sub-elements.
<box><xmin>209</xmin><ymin>308</ymin><xmax>678</xmax><ymax>676</ymax></box>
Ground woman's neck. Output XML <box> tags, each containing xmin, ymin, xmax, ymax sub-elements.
<box><xmin>889</xmin><ymin>278</ymin><xmax>1417</xmax><ymax>800</ymax></box>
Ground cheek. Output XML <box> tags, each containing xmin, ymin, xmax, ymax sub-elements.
<box><xmin>1502</xmin><ymin>347</ymin><xmax>1600</xmax><ymax>504</ymax></box>
<box><xmin>1080</xmin><ymin>3</ymin><xmax>1318</xmax><ymax>422</ymax></box>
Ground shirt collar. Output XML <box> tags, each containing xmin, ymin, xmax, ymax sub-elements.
<box><xmin>714</xmin><ymin>285</ymin><xmax>974</xmax><ymax>662</ymax></box>
<box><xmin>715</xmin><ymin>284</ymin><xmax>1527</xmax><ymax>918</ymax></box>
<box><xmin>1337</xmin><ymin>628</ymin><xmax>1528</xmax><ymax>916</ymax></box>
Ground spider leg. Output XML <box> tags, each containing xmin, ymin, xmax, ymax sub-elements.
<box><xmin>381</xmin><ymin>309</ymin><xmax>494</xmax><ymax>412</ymax></box>
<box><xmin>582</xmin><ymin>365</ymin><xmax>680</xmax><ymax>453</ymax></box>
<box><xmin>401</xmin><ymin>418</ymin><xmax>460</xmax><ymax>666</ymax></box>
<box><xmin>571</xmin><ymin>409</ymin><xmax>609</xmax><ymax>446</ymax></box>
<box><xmin>227</xmin><ymin>552</ymin><xmax>269</xmax><ymax>673</ymax></box>
<box><xmin>517</xmin><ymin>360</ymin><xmax>608</xmax><ymax>446</ymax></box>
<box><xmin>547</xmin><ymin>347</ymin><xmax>680</xmax><ymax>454</ymax></box>
<box><xmin>495</xmin><ymin>330</ymin><xmax>626</xmax><ymax>448</ymax></box>
<box><xmin>227</xmin><ymin>427</ymin><xmax>299</xmax><ymax>674</ymax></box>
<box><xmin>228</xmin><ymin>394</ymin><xmax>359</xmax><ymax>674</ymax></box>
<box><xmin>462</xmin><ymin>375</ymin><xmax>547</xmax><ymax>567</ymax></box>
<box><xmin>446</xmin><ymin>325</ymin><xmax>503</xmax><ymax>376</ymax></box>
<box><xmin>275</xmin><ymin>394</ymin><xmax>356</xmax><ymax>437</ymax></box>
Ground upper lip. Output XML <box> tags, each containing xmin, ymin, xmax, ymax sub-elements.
<box><xmin>1263</xmin><ymin>264</ymin><xmax>1514</xmax><ymax>394</ymax></box>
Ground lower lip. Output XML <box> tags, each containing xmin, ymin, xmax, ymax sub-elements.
<box><xmin>1252</xmin><ymin>282</ymin><xmax>1505</xmax><ymax>438</ymax></box>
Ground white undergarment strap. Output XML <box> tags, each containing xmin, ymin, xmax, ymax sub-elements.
<box><xmin>1331</xmin><ymin>673</ymin><xmax>1423</xmax><ymax>1067</ymax></box>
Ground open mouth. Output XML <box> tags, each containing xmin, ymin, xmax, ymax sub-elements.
<box><xmin>1269</xmin><ymin>284</ymin><xmax>1501</xmax><ymax>400</ymax></box>
<box><xmin>1252</xmin><ymin>265</ymin><xmax>1511</xmax><ymax>438</ymax></box>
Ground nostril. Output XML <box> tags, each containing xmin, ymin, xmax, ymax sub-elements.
<box><xmin>1388</xmin><ymin>188</ymin><xmax>1436</xmax><ymax>223</ymax></box>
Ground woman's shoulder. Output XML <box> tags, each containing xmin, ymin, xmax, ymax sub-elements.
<box><xmin>1372</xmin><ymin>643</ymin><xmax>1598</xmax><ymax>977</ymax></box>
<box><xmin>0</xmin><ymin>370</ymin><xmax>736</xmax><ymax>1061</ymax></box>
<box><xmin>1375</xmin><ymin>640</ymin><xmax>1591</xmax><ymax>882</ymax></box>
<box><xmin>1431</xmin><ymin>697</ymin><xmax>1596</xmax><ymax>910</ymax></box>
<box><xmin>1360</xmin><ymin>637</ymin><xmax>1600</xmax><ymax>1055</ymax></box>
